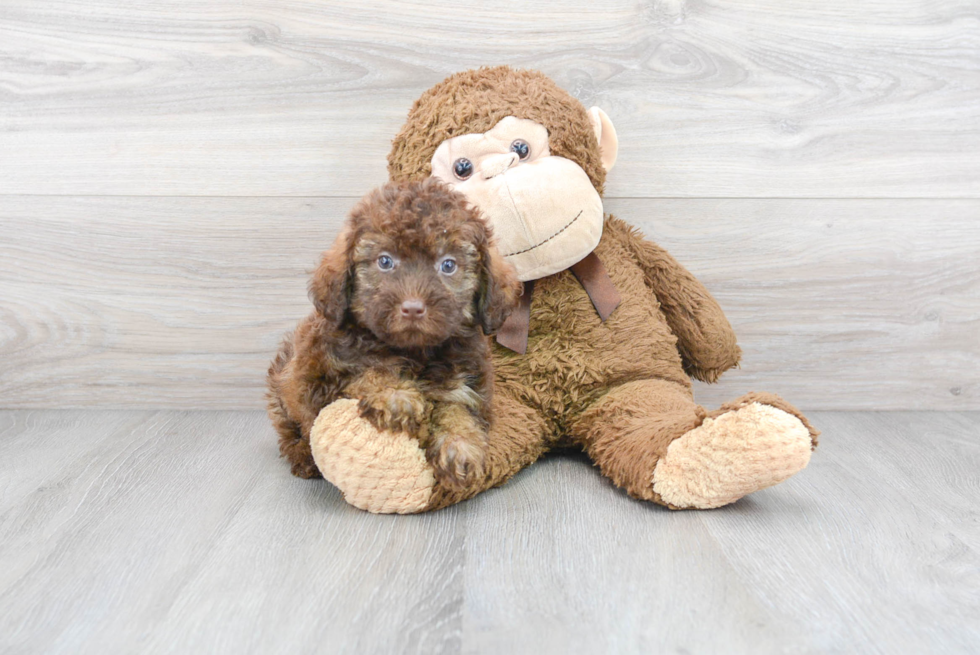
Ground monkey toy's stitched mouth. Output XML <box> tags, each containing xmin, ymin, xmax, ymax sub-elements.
<box><xmin>503</xmin><ymin>210</ymin><xmax>583</xmax><ymax>258</ymax></box>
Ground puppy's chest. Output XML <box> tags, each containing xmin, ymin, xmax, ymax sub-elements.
<box><xmin>382</xmin><ymin>351</ymin><xmax>481</xmax><ymax>390</ymax></box>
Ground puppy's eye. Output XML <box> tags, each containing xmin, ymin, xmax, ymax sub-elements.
<box><xmin>439</xmin><ymin>257</ymin><xmax>458</xmax><ymax>275</ymax></box>
<box><xmin>510</xmin><ymin>139</ymin><xmax>530</xmax><ymax>160</ymax></box>
<box><xmin>453</xmin><ymin>158</ymin><xmax>473</xmax><ymax>180</ymax></box>
<box><xmin>377</xmin><ymin>254</ymin><xmax>395</xmax><ymax>271</ymax></box>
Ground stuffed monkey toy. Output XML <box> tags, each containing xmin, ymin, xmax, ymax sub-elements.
<box><xmin>301</xmin><ymin>66</ymin><xmax>819</xmax><ymax>513</ymax></box>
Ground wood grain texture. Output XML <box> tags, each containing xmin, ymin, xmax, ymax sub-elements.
<box><xmin>0</xmin><ymin>410</ymin><xmax>977</xmax><ymax>653</ymax></box>
<box><xmin>2</xmin><ymin>196</ymin><xmax>977</xmax><ymax>410</ymax></box>
<box><xmin>0</xmin><ymin>410</ymin><xmax>464</xmax><ymax>654</ymax></box>
<box><xmin>1</xmin><ymin>0</ymin><xmax>978</xmax><ymax>197</ymax></box>
<box><xmin>461</xmin><ymin>410</ymin><xmax>980</xmax><ymax>653</ymax></box>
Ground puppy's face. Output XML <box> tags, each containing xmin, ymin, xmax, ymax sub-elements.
<box><xmin>310</xmin><ymin>179</ymin><xmax>521</xmax><ymax>349</ymax></box>
<box><xmin>350</xmin><ymin>229</ymin><xmax>481</xmax><ymax>349</ymax></box>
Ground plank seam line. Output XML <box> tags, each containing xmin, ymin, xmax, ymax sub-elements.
<box><xmin>1</xmin><ymin>195</ymin><xmax>978</xmax><ymax>201</ymax></box>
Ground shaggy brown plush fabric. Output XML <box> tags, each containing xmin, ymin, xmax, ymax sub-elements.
<box><xmin>389</xmin><ymin>66</ymin><xmax>608</xmax><ymax>195</ymax></box>
<box><xmin>309</xmin><ymin>66</ymin><xmax>818</xmax><ymax>512</ymax></box>
<box><xmin>267</xmin><ymin>178</ymin><xmax>521</xmax><ymax>487</ymax></box>
<box><xmin>424</xmin><ymin>214</ymin><xmax>763</xmax><ymax>508</ymax></box>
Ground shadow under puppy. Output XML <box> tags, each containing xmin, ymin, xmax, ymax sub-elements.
<box><xmin>267</xmin><ymin>178</ymin><xmax>522</xmax><ymax>488</ymax></box>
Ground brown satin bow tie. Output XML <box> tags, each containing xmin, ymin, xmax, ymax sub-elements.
<box><xmin>495</xmin><ymin>251</ymin><xmax>621</xmax><ymax>354</ymax></box>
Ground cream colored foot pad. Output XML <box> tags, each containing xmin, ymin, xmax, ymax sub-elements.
<box><xmin>311</xmin><ymin>399</ymin><xmax>435</xmax><ymax>514</ymax></box>
<box><xmin>652</xmin><ymin>403</ymin><xmax>812</xmax><ymax>509</ymax></box>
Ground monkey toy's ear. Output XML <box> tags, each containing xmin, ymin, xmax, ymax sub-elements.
<box><xmin>589</xmin><ymin>107</ymin><xmax>619</xmax><ymax>172</ymax></box>
<box><xmin>309</xmin><ymin>225</ymin><xmax>355</xmax><ymax>328</ymax></box>
<box><xmin>477</xmin><ymin>246</ymin><xmax>522</xmax><ymax>336</ymax></box>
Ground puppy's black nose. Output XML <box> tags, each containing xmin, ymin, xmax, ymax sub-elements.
<box><xmin>400</xmin><ymin>299</ymin><xmax>427</xmax><ymax>320</ymax></box>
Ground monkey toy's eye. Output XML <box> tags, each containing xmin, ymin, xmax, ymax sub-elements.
<box><xmin>439</xmin><ymin>257</ymin><xmax>457</xmax><ymax>275</ymax></box>
<box><xmin>510</xmin><ymin>139</ymin><xmax>530</xmax><ymax>160</ymax></box>
<box><xmin>377</xmin><ymin>254</ymin><xmax>395</xmax><ymax>271</ymax></box>
<box><xmin>452</xmin><ymin>158</ymin><xmax>473</xmax><ymax>180</ymax></box>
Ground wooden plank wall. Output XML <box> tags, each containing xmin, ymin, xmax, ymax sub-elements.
<box><xmin>1</xmin><ymin>0</ymin><xmax>978</xmax><ymax>409</ymax></box>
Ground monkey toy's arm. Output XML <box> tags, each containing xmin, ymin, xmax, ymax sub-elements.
<box><xmin>607</xmin><ymin>216</ymin><xmax>742</xmax><ymax>383</ymax></box>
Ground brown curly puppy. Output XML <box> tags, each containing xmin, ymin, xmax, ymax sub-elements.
<box><xmin>267</xmin><ymin>178</ymin><xmax>521</xmax><ymax>487</ymax></box>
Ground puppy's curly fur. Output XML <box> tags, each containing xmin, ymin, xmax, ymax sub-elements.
<box><xmin>267</xmin><ymin>179</ymin><xmax>522</xmax><ymax>487</ymax></box>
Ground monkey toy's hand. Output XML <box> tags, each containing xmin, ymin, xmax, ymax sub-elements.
<box><xmin>310</xmin><ymin>399</ymin><xmax>438</xmax><ymax>514</ymax></box>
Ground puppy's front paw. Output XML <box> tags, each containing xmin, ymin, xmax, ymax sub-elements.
<box><xmin>429</xmin><ymin>434</ymin><xmax>487</xmax><ymax>489</ymax></box>
<box><xmin>358</xmin><ymin>387</ymin><xmax>429</xmax><ymax>436</ymax></box>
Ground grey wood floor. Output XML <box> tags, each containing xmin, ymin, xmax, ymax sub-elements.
<box><xmin>1</xmin><ymin>410</ymin><xmax>977</xmax><ymax>654</ymax></box>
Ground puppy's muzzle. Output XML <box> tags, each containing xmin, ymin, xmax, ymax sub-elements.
<box><xmin>399</xmin><ymin>299</ymin><xmax>427</xmax><ymax>321</ymax></box>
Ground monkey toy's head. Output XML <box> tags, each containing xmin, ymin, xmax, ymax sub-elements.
<box><xmin>388</xmin><ymin>66</ymin><xmax>619</xmax><ymax>282</ymax></box>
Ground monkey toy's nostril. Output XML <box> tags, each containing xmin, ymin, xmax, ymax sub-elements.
<box><xmin>481</xmin><ymin>152</ymin><xmax>519</xmax><ymax>179</ymax></box>
<box><xmin>400</xmin><ymin>299</ymin><xmax>427</xmax><ymax>320</ymax></box>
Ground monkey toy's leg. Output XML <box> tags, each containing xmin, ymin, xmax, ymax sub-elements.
<box><xmin>309</xmin><ymin>390</ymin><xmax>550</xmax><ymax>514</ymax></box>
<box><xmin>568</xmin><ymin>380</ymin><xmax>819</xmax><ymax>509</ymax></box>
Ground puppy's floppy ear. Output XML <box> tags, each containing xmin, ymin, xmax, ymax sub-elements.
<box><xmin>476</xmin><ymin>243</ymin><xmax>522</xmax><ymax>335</ymax></box>
<box><xmin>309</xmin><ymin>225</ymin><xmax>355</xmax><ymax>327</ymax></box>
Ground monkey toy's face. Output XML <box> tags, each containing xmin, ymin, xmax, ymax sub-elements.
<box><xmin>430</xmin><ymin>115</ymin><xmax>616</xmax><ymax>282</ymax></box>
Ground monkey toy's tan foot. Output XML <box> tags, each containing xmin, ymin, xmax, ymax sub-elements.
<box><xmin>652</xmin><ymin>395</ymin><xmax>819</xmax><ymax>510</ymax></box>
<box><xmin>310</xmin><ymin>399</ymin><xmax>436</xmax><ymax>514</ymax></box>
